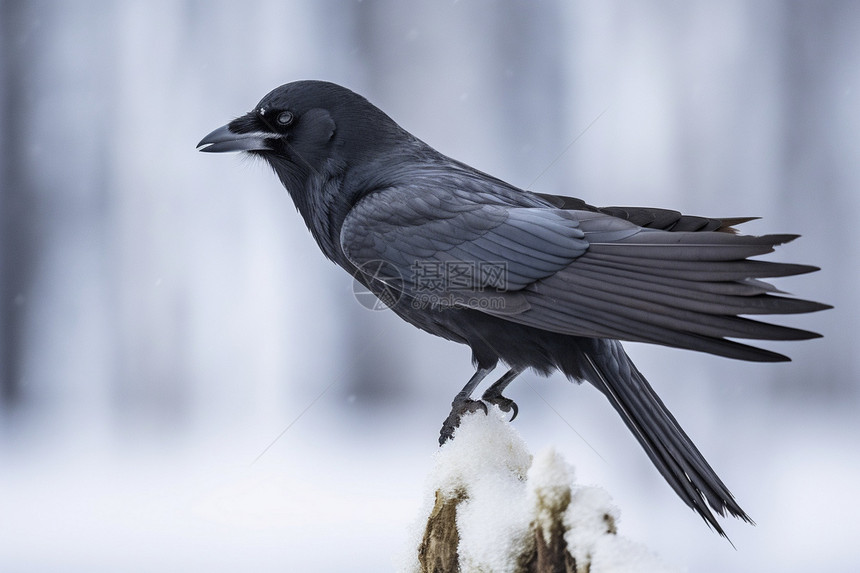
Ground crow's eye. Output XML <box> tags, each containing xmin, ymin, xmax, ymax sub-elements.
<box><xmin>277</xmin><ymin>111</ymin><xmax>294</xmax><ymax>126</ymax></box>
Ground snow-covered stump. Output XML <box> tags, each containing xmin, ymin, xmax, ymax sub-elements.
<box><xmin>403</xmin><ymin>408</ymin><xmax>678</xmax><ymax>573</ymax></box>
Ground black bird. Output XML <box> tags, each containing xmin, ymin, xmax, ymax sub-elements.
<box><xmin>198</xmin><ymin>80</ymin><xmax>829</xmax><ymax>536</ymax></box>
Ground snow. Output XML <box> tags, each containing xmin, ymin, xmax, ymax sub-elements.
<box><xmin>401</xmin><ymin>408</ymin><xmax>679</xmax><ymax>572</ymax></box>
<box><xmin>565</xmin><ymin>486</ymin><xmax>675</xmax><ymax>573</ymax></box>
<box><xmin>529</xmin><ymin>447</ymin><xmax>576</xmax><ymax>543</ymax></box>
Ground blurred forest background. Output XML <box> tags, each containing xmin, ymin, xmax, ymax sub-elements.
<box><xmin>1</xmin><ymin>1</ymin><xmax>857</xmax><ymax>571</ymax></box>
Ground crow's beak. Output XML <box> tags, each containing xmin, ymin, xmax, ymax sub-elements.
<box><xmin>197</xmin><ymin>123</ymin><xmax>275</xmax><ymax>153</ymax></box>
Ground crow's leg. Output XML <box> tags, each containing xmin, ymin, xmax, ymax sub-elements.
<box><xmin>480</xmin><ymin>366</ymin><xmax>524</xmax><ymax>421</ymax></box>
<box><xmin>439</xmin><ymin>366</ymin><xmax>494</xmax><ymax>445</ymax></box>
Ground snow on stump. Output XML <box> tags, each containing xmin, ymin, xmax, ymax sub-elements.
<box><xmin>404</xmin><ymin>408</ymin><xmax>677</xmax><ymax>573</ymax></box>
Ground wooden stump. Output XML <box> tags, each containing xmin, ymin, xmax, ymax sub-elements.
<box><xmin>417</xmin><ymin>481</ymin><xmax>619</xmax><ymax>572</ymax></box>
<box><xmin>407</xmin><ymin>410</ymin><xmax>674</xmax><ymax>573</ymax></box>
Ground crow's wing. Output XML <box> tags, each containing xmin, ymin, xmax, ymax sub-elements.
<box><xmin>515</xmin><ymin>211</ymin><xmax>828</xmax><ymax>360</ymax></box>
<box><xmin>532</xmin><ymin>191</ymin><xmax>757</xmax><ymax>233</ymax></box>
<box><xmin>341</xmin><ymin>186</ymin><xmax>829</xmax><ymax>361</ymax></box>
<box><xmin>341</xmin><ymin>185</ymin><xmax>608</xmax><ymax>291</ymax></box>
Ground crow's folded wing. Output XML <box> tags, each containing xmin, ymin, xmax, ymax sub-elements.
<box><xmin>341</xmin><ymin>187</ymin><xmax>830</xmax><ymax>361</ymax></box>
<box><xmin>515</xmin><ymin>212</ymin><xmax>828</xmax><ymax>360</ymax></box>
<box><xmin>341</xmin><ymin>186</ymin><xmax>615</xmax><ymax>291</ymax></box>
<box><xmin>533</xmin><ymin>191</ymin><xmax>758</xmax><ymax>233</ymax></box>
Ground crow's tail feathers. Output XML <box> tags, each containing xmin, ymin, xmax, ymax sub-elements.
<box><xmin>574</xmin><ymin>339</ymin><xmax>754</xmax><ymax>538</ymax></box>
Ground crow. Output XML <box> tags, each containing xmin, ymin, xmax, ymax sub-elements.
<box><xmin>198</xmin><ymin>80</ymin><xmax>829</xmax><ymax>536</ymax></box>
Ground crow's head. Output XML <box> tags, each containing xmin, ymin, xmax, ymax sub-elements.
<box><xmin>198</xmin><ymin>80</ymin><xmax>414</xmax><ymax>258</ymax></box>
<box><xmin>198</xmin><ymin>80</ymin><xmax>405</xmax><ymax>181</ymax></box>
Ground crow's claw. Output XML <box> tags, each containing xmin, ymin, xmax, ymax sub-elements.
<box><xmin>481</xmin><ymin>390</ymin><xmax>519</xmax><ymax>421</ymax></box>
<box><xmin>438</xmin><ymin>397</ymin><xmax>488</xmax><ymax>445</ymax></box>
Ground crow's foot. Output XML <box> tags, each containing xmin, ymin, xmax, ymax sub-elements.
<box><xmin>481</xmin><ymin>387</ymin><xmax>519</xmax><ymax>421</ymax></box>
<box><xmin>438</xmin><ymin>395</ymin><xmax>488</xmax><ymax>445</ymax></box>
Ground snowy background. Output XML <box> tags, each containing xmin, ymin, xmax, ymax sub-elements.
<box><xmin>1</xmin><ymin>1</ymin><xmax>858</xmax><ymax>571</ymax></box>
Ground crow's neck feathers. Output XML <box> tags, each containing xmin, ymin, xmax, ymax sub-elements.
<box><xmin>266</xmin><ymin>137</ymin><xmax>416</xmax><ymax>267</ymax></box>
